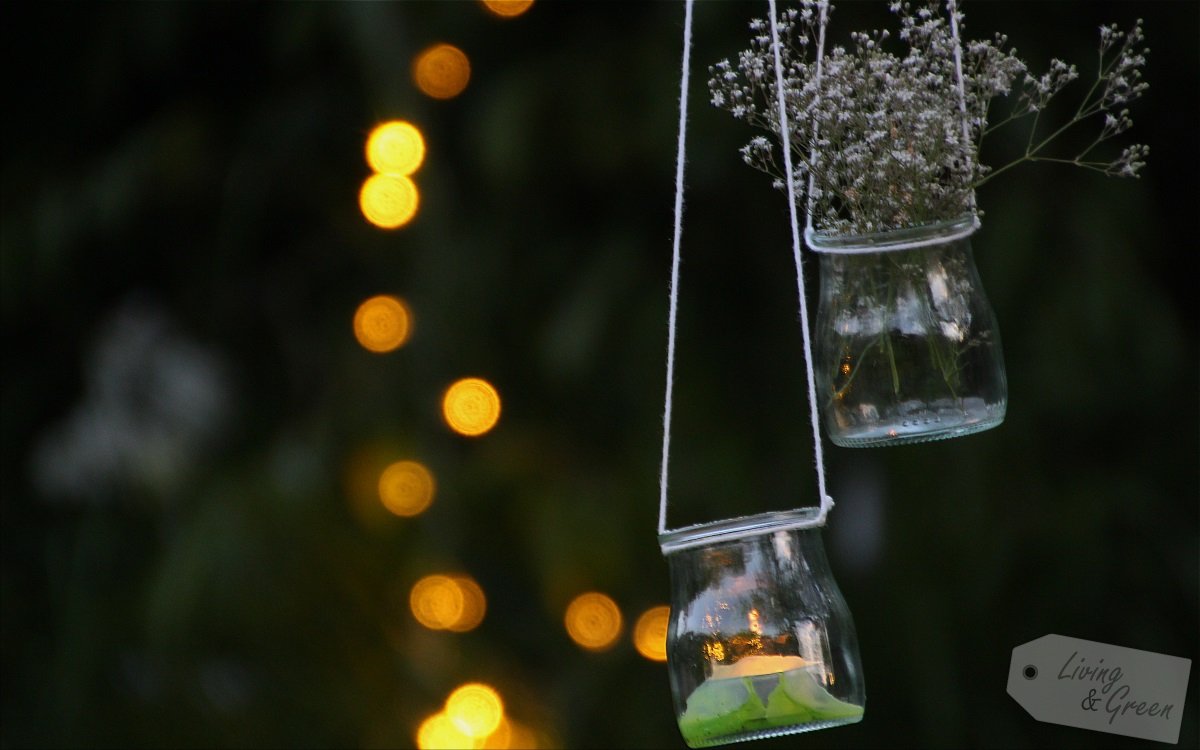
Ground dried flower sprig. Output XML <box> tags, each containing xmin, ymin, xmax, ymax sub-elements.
<box><xmin>709</xmin><ymin>0</ymin><xmax>1149</xmax><ymax>235</ymax></box>
<box><xmin>977</xmin><ymin>17</ymin><xmax>1149</xmax><ymax>184</ymax></box>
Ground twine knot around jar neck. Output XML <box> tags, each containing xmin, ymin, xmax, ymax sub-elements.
<box><xmin>805</xmin><ymin>214</ymin><xmax>981</xmax><ymax>255</ymax></box>
<box><xmin>658</xmin><ymin>506</ymin><xmax>831</xmax><ymax>555</ymax></box>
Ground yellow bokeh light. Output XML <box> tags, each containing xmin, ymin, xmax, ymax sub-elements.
<box><xmin>442</xmin><ymin>377</ymin><xmax>502</xmax><ymax>437</ymax></box>
<box><xmin>410</xmin><ymin>574</ymin><xmax>486</xmax><ymax>632</ymax></box>
<box><xmin>418</xmin><ymin>712</ymin><xmax>537</xmax><ymax>750</ymax></box>
<box><xmin>446</xmin><ymin>575</ymin><xmax>487</xmax><ymax>633</ymax></box>
<box><xmin>353</xmin><ymin>295</ymin><xmax>412</xmax><ymax>353</ymax></box>
<box><xmin>365</xmin><ymin>120</ymin><xmax>425</xmax><ymax>175</ymax></box>
<box><xmin>445</xmin><ymin>683</ymin><xmax>504</xmax><ymax>739</ymax></box>
<box><xmin>564</xmin><ymin>592</ymin><xmax>622</xmax><ymax>651</ymax></box>
<box><xmin>416</xmin><ymin>712</ymin><xmax>476</xmax><ymax>750</ymax></box>
<box><xmin>411</xmin><ymin>575</ymin><xmax>465</xmax><ymax>630</ymax></box>
<box><xmin>481</xmin><ymin>0</ymin><xmax>534</xmax><ymax>18</ymax></box>
<box><xmin>633</xmin><ymin>605</ymin><xmax>670</xmax><ymax>662</ymax></box>
<box><xmin>378</xmin><ymin>460</ymin><xmax>435</xmax><ymax>516</ymax></box>
<box><xmin>359</xmin><ymin>173</ymin><xmax>419</xmax><ymax>229</ymax></box>
<box><xmin>413</xmin><ymin>43</ymin><xmax>471</xmax><ymax>100</ymax></box>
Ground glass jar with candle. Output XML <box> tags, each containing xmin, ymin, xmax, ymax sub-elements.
<box><xmin>661</xmin><ymin>508</ymin><xmax>865</xmax><ymax>748</ymax></box>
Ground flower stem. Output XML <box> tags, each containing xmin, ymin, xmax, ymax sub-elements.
<box><xmin>831</xmin><ymin>336</ymin><xmax>881</xmax><ymax>404</ymax></box>
<box><xmin>885</xmin><ymin>333</ymin><xmax>900</xmax><ymax>396</ymax></box>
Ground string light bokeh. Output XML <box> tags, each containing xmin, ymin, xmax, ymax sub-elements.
<box><xmin>377</xmin><ymin>459</ymin><xmax>435</xmax><ymax>516</ymax></box>
<box><xmin>442</xmin><ymin>378</ymin><xmax>502</xmax><ymax>437</ymax></box>
<box><xmin>365</xmin><ymin>120</ymin><xmax>427</xmax><ymax>176</ymax></box>
<box><xmin>481</xmin><ymin>0</ymin><xmax>535</xmax><ymax>19</ymax></box>
<box><xmin>416</xmin><ymin>683</ymin><xmax>541</xmax><ymax>750</ymax></box>
<box><xmin>413</xmin><ymin>44</ymin><xmax>472</xmax><ymax>100</ymax></box>
<box><xmin>353</xmin><ymin>295</ymin><xmax>413</xmax><ymax>353</ymax></box>
<box><xmin>633</xmin><ymin>605</ymin><xmax>670</xmax><ymax>662</ymax></box>
<box><xmin>359</xmin><ymin>174</ymin><xmax>420</xmax><ymax>229</ymax></box>
<box><xmin>564</xmin><ymin>592</ymin><xmax>623</xmax><ymax>651</ymax></box>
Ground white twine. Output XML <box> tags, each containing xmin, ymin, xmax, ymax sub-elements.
<box><xmin>657</xmin><ymin>0</ymin><xmax>693</xmax><ymax>537</ymax></box>
<box><xmin>768</xmin><ymin>0</ymin><xmax>834</xmax><ymax>526</ymax></box>
<box><xmin>802</xmin><ymin>1</ymin><xmax>829</xmax><ymax>234</ymax></box>
<box><xmin>947</xmin><ymin>0</ymin><xmax>979</xmax><ymax>217</ymax></box>
<box><xmin>657</xmin><ymin>0</ymin><xmax>834</xmax><ymax>545</ymax></box>
<box><xmin>656</xmin><ymin>0</ymin><xmax>980</xmax><ymax>544</ymax></box>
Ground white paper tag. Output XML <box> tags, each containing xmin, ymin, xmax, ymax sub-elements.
<box><xmin>1008</xmin><ymin>634</ymin><xmax>1192</xmax><ymax>744</ymax></box>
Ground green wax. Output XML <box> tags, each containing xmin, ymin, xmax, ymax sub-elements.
<box><xmin>678</xmin><ymin>667</ymin><xmax>863</xmax><ymax>747</ymax></box>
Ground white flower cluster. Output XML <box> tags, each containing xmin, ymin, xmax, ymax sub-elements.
<box><xmin>709</xmin><ymin>0</ymin><xmax>1149</xmax><ymax>235</ymax></box>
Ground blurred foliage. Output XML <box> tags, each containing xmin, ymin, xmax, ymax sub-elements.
<box><xmin>1</xmin><ymin>1</ymin><xmax>1196</xmax><ymax>749</ymax></box>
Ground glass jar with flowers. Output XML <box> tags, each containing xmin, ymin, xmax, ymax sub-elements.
<box><xmin>709</xmin><ymin>0</ymin><xmax>1148</xmax><ymax>446</ymax></box>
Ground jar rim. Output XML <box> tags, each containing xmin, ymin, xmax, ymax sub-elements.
<box><xmin>806</xmin><ymin>214</ymin><xmax>978</xmax><ymax>254</ymax></box>
<box><xmin>658</xmin><ymin>507</ymin><xmax>823</xmax><ymax>555</ymax></box>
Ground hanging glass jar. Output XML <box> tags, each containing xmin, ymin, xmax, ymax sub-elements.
<box><xmin>810</xmin><ymin>215</ymin><xmax>1007</xmax><ymax>448</ymax></box>
<box><xmin>661</xmin><ymin>509</ymin><xmax>865</xmax><ymax>748</ymax></box>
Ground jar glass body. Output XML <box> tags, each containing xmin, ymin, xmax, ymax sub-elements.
<box><xmin>661</xmin><ymin>510</ymin><xmax>864</xmax><ymax>748</ymax></box>
<box><xmin>812</xmin><ymin>216</ymin><xmax>1007</xmax><ymax>447</ymax></box>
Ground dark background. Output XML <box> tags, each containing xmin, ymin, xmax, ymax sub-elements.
<box><xmin>2</xmin><ymin>1</ymin><xmax>1196</xmax><ymax>748</ymax></box>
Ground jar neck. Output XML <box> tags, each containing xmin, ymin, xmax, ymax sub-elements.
<box><xmin>659</xmin><ymin>508</ymin><xmax>825</xmax><ymax>555</ymax></box>
<box><xmin>806</xmin><ymin>214</ymin><xmax>979</xmax><ymax>255</ymax></box>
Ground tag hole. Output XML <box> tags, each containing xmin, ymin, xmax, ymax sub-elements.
<box><xmin>1023</xmin><ymin>665</ymin><xmax>1038</xmax><ymax>680</ymax></box>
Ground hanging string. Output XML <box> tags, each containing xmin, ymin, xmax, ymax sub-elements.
<box><xmin>658</xmin><ymin>0</ymin><xmax>837</xmax><ymax>542</ymax></box>
<box><xmin>801</xmin><ymin>1</ymin><xmax>829</xmax><ymax>234</ymax></box>
<box><xmin>657</xmin><ymin>0</ymin><xmax>980</xmax><ymax>539</ymax></box>
<box><xmin>657</xmin><ymin>0</ymin><xmax>694</xmax><ymax>536</ymax></box>
<box><xmin>946</xmin><ymin>0</ymin><xmax>981</xmax><ymax>221</ymax></box>
<box><xmin>768</xmin><ymin>0</ymin><xmax>833</xmax><ymax>525</ymax></box>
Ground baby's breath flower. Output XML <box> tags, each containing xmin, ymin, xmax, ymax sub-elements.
<box><xmin>708</xmin><ymin>0</ymin><xmax>1148</xmax><ymax>235</ymax></box>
